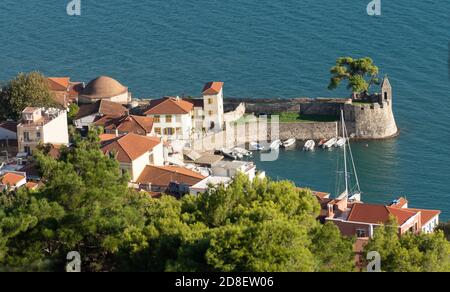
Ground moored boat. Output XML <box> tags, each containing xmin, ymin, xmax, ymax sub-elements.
<box><xmin>282</xmin><ymin>138</ymin><xmax>296</xmax><ymax>148</ymax></box>
<box><xmin>322</xmin><ymin>138</ymin><xmax>337</xmax><ymax>149</ymax></box>
<box><xmin>335</xmin><ymin>137</ymin><xmax>346</xmax><ymax>147</ymax></box>
<box><xmin>269</xmin><ymin>139</ymin><xmax>282</xmax><ymax>150</ymax></box>
<box><xmin>303</xmin><ymin>140</ymin><xmax>315</xmax><ymax>151</ymax></box>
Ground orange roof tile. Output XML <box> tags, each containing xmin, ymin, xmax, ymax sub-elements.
<box><xmin>202</xmin><ymin>82</ymin><xmax>224</xmax><ymax>95</ymax></box>
<box><xmin>406</xmin><ymin>208</ymin><xmax>441</xmax><ymax>226</ymax></box>
<box><xmin>101</xmin><ymin>133</ymin><xmax>161</xmax><ymax>163</ymax></box>
<box><xmin>347</xmin><ymin>203</ymin><xmax>417</xmax><ymax>226</ymax></box>
<box><xmin>0</xmin><ymin>173</ymin><xmax>26</xmax><ymax>187</ymax></box>
<box><xmin>137</xmin><ymin>165</ymin><xmax>206</xmax><ymax>187</ymax></box>
<box><xmin>95</xmin><ymin>115</ymin><xmax>154</xmax><ymax>135</ymax></box>
<box><xmin>144</xmin><ymin>97</ymin><xmax>194</xmax><ymax>115</ymax></box>
<box><xmin>48</xmin><ymin>77</ymin><xmax>70</xmax><ymax>91</ymax></box>
<box><xmin>25</xmin><ymin>181</ymin><xmax>39</xmax><ymax>190</ymax></box>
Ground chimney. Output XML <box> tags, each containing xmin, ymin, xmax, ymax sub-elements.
<box><xmin>115</xmin><ymin>128</ymin><xmax>119</xmax><ymax>137</ymax></box>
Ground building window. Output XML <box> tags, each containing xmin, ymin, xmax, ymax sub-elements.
<box><xmin>24</xmin><ymin>146</ymin><xmax>31</xmax><ymax>155</ymax></box>
<box><xmin>164</xmin><ymin>128</ymin><xmax>174</xmax><ymax>135</ymax></box>
<box><xmin>166</xmin><ymin>115</ymin><xmax>172</xmax><ymax>123</ymax></box>
<box><xmin>36</xmin><ymin>131</ymin><xmax>41</xmax><ymax>138</ymax></box>
<box><xmin>208</xmin><ymin>110</ymin><xmax>213</xmax><ymax>116</ymax></box>
<box><xmin>154</xmin><ymin>115</ymin><xmax>160</xmax><ymax>123</ymax></box>
<box><xmin>155</xmin><ymin>127</ymin><xmax>161</xmax><ymax>135</ymax></box>
<box><xmin>208</xmin><ymin>98</ymin><xmax>213</xmax><ymax>105</ymax></box>
<box><xmin>176</xmin><ymin>128</ymin><xmax>182</xmax><ymax>135</ymax></box>
<box><xmin>356</xmin><ymin>229</ymin><xmax>366</xmax><ymax>238</ymax></box>
<box><xmin>23</xmin><ymin>132</ymin><xmax>30</xmax><ymax>142</ymax></box>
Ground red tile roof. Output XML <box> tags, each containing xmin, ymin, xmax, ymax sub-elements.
<box><xmin>0</xmin><ymin>121</ymin><xmax>18</xmax><ymax>133</ymax></box>
<box><xmin>406</xmin><ymin>208</ymin><xmax>441</xmax><ymax>226</ymax></box>
<box><xmin>25</xmin><ymin>181</ymin><xmax>39</xmax><ymax>190</ymax></box>
<box><xmin>202</xmin><ymin>82</ymin><xmax>224</xmax><ymax>95</ymax></box>
<box><xmin>144</xmin><ymin>97</ymin><xmax>194</xmax><ymax>115</ymax></box>
<box><xmin>95</xmin><ymin>115</ymin><xmax>154</xmax><ymax>135</ymax></box>
<box><xmin>0</xmin><ymin>173</ymin><xmax>26</xmax><ymax>187</ymax></box>
<box><xmin>137</xmin><ymin>165</ymin><xmax>206</xmax><ymax>188</ymax></box>
<box><xmin>76</xmin><ymin>100</ymin><xmax>129</xmax><ymax>119</ymax></box>
<box><xmin>101</xmin><ymin>133</ymin><xmax>161</xmax><ymax>163</ymax></box>
<box><xmin>347</xmin><ymin>203</ymin><xmax>417</xmax><ymax>225</ymax></box>
<box><xmin>48</xmin><ymin>77</ymin><xmax>70</xmax><ymax>91</ymax></box>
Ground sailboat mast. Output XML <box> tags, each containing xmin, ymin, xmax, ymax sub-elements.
<box><xmin>341</xmin><ymin>109</ymin><xmax>348</xmax><ymax>197</ymax></box>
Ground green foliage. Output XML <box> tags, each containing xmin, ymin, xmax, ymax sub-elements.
<box><xmin>328</xmin><ymin>57</ymin><xmax>380</xmax><ymax>94</ymax></box>
<box><xmin>0</xmin><ymin>72</ymin><xmax>57</xmax><ymax>120</ymax></box>
<box><xmin>437</xmin><ymin>221</ymin><xmax>450</xmax><ymax>241</ymax></box>
<box><xmin>363</xmin><ymin>219</ymin><xmax>450</xmax><ymax>272</ymax></box>
<box><xmin>67</xmin><ymin>103</ymin><xmax>79</xmax><ymax>124</ymax></box>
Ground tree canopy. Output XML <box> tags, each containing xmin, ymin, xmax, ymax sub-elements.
<box><xmin>1</xmin><ymin>129</ymin><xmax>448</xmax><ymax>272</ymax></box>
<box><xmin>363</xmin><ymin>220</ymin><xmax>450</xmax><ymax>272</ymax></box>
<box><xmin>328</xmin><ymin>57</ymin><xmax>380</xmax><ymax>94</ymax></box>
<box><xmin>0</xmin><ymin>72</ymin><xmax>56</xmax><ymax>120</ymax></box>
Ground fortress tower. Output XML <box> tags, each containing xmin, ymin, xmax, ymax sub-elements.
<box><xmin>344</xmin><ymin>75</ymin><xmax>398</xmax><ymax>138</ymax></box>
<box><xmin>381</xmin><ymin>75</ymin><xmax>392</xmax><ymax>103</ymax></box>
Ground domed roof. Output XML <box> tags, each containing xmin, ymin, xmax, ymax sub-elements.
<box><xmin>81</xmin><ymin>76</ymin><xmax>128</xmax><ymax>98</ymax></box>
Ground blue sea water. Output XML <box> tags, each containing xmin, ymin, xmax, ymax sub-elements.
<box><xmin>1</xmin><ymin>1</ymin><xmax>449</xmax><ymax>218</ymax></box>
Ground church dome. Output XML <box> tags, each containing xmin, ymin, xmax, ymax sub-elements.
<box><xmin>81</xmin><ymin>76</ymin><xmax>128</xmax><ymax>98</ymax></box>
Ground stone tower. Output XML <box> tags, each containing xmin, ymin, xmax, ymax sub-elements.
<box><xmin>202</xmin><ymin>82</ymin><xmax>225</xmax><ymax>131</ymax></box>
<box><xmin>381</xmin><ymin>75</ymin><xmax>392</xmax><ymax>103</ymax></box>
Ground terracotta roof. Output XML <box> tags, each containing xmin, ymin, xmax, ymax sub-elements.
<box><xmin>137</xmin><ymin>165</ymin><xmax>206</xmax><ymax>188</ymax></box>
<box><xmin>47</xmin><ymin>77</ymin><xmax>84</xmax><ymax>107</ymax></box>
<box><xmin>47</xmin><ymin>77</ymin><xmax>70</xmax><ymax>91</ymax></box>
<box><xmin>0</xmin><ymin>173</ymin><xmax>26</xmax><ymax>187</ymax></box>
<box><xmin>0</xmin><ymin>121</ymin><xmax>18</xmax><ymax>133</ymax></box>
<box><xmin>76</xmin><ymin>100</ymin><xmax>128</xmax><ymax>119</ymax></box>
<box><xmin>25</xmin><ymin>181</ymin><xmax>39</xmax><ymax>190</ymax></box>
<box><xmin>406</xmin><ymin>208</ymin><xmax>441</xmax><ymax>226</ymax></box>
<box><xmin>202</xmin><ymin>82</ymin><xmax>224</xmax><ymax>95</ymax></box>
<box><xmin>143</xmin><ymin>97</ymin><xmax>194</xmax><ymax>115</ymax></box>
<box><xmin>99</xmin><ymin>133</ymin><xmax>121</xmax><ymax>142</ymax></box>
<box><xmin>95</xmin><ymin>115</ymin><xmax>154</xmax><ymax>135</ymax></box>
<box><xmin>101</xmin><ymin>133</ymin><xmax>161</xmax><ymax>163</ymax></box>
<box><xmin>80</xmin><ymin>76</ymin><xmax>128</xmax><ymax>99</ymax></box>
<box><xmin>347</xmin><ymin>203</ymin><xmax>417</xmax><ymax>226</ymax></box>
<box><xmin>390</xmin><ymin>197</ymin><xmax>408</xmax><ymax>208</ymax></box>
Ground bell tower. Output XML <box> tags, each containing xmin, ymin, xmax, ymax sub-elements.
<box><xmin>202</xmin><ymin>82</ymin><xmax>224</xmax><ymax>131</ymax></box>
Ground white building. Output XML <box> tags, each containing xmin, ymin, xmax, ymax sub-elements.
<box><xmin>211</xmin><ymin>160</ymin><xmax>260</xmax><ymax>181</ymax></box>
<box><xmin>101</xmin><ymin>133</ymin><xmax>164</xmax><ymax>182</ymax></box>
<box><xmin>17</xmin><ymin>107</ymin><xmax>69</xmax><ymax>155</ymax></box>
<box><xmin>189</xmin><ymin>176</ymin><xmax>231</xmax><ymax>195</ymax></box>
<box><xmin>144</xmin><ymin>97</ymin><xmax>194</xmax><ymax>142</ymax></box>
<box><xmin>78</xmin><ymin>76</ymin><xmax>131</xmax><ymax>104</ymax></box>
<box><xmin>201</xmin><ymin>82</ymin><xmax>225</xmax><ymax>132</ymax></box>
<box><xmin>0</xmin><ymin>172</ymin><xmax>26</xmax><ymax>191</ymax></box>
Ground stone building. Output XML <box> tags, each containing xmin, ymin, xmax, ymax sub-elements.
<box><xmin>78</xmin><ymin>76</ymin><xmax>131</xmax><ymax>104</ymax></box>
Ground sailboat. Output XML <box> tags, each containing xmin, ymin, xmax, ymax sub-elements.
<box><xmin>336</xmin><ymin>109</ymin><xmax>362</xmax><ymax>202</ymax></box>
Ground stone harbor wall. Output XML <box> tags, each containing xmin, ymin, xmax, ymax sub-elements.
<box><xmin>276</xmin><ymin>122</ymin><xmax>338</xmax><ymax>140</ymax></box>
<box><xmin>223</xmin><ymin>97</ymin><xmax>398</xmax><ymax>140</ymax></box>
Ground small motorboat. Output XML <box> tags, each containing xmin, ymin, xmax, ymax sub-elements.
<box><xmin>282</xmin><ymin>138</ymin><xmax>296</xmax><ymax>148</ymax></box>
<box><xmin>335</xmin><ymin>137</ymin><xmax>346</xmax><ymax>147</ymax></box>
<box><xmin>303</xmin><ymin>140</ymin><xmax>315</xmax><ymax>151</ymax></box>
<box><xmin>322</xmin><ymin>138</ymin><xmax>337</xmax><ymax>149</ymax></box>
<box><xmin>249</xmin><ymin>142</ymin><xmax>265</xmax><ymax>151</ymax></box>
<box><xmin>318</xmin><ymin>139</ymin><xmax>327</xmax><ymax>147</ymax></box>
<box><xmin>269</xmin><ymin>139</ymin><xmax>282</xmax><ymax>150</ymax></box>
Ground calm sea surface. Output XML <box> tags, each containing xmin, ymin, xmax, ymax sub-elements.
<box><xmin>1</xmin><ymin>0</ymin><xmax>449</xmax><ymax>219</ymax></box>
